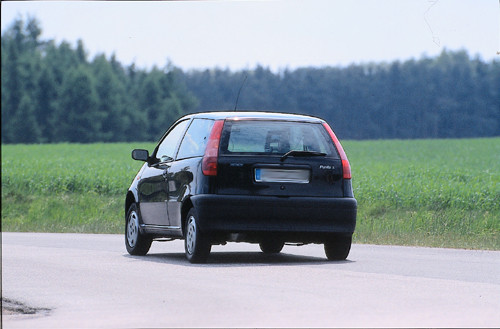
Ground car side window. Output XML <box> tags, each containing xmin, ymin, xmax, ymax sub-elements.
<box><xmin>155</xmin><ymin>120</ymin><xmax>190</xmax><ymax>162</ymax></box>
<box><xmin>177</xmin><ymin>119</ymin><xmax>215</xmax><ymax>160</ymax></box>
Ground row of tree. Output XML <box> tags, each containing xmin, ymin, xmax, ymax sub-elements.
<box><xmin>178</xmin><ymin>52</ymin><xmax>499</xmax><ymax>139</ymax></box>
<box><xmin>2</xmin><ymin>18</ymin><xmax>499</xmax><ymax>143</ymax></box>
<box><xmin>1</xmin><ymin>18</ymin><xmax>197</xmax><ymax>143</ymax></box>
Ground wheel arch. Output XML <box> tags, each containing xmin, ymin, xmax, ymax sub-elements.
<box><xmin>181</xmin><ymin>197</ymin><xmax>194</xmax><ymax>237</ymax></box>
<box><xmin>125</xmin><ymin>191</ymin><xmax>137</xmax><ymax>221</ymax></box>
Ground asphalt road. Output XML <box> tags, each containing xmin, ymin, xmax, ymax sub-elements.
<box><xmin>2</xmin><ymin>232</ymin><xmax>499</xmax><ymax>328</ymax></box>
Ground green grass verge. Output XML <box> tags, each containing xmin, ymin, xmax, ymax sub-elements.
<box><xmin>344</xmin><ymin>138</ymin><xmax>499</xmax><ymax>249</ymax></box>
<box><xmin>355</xmin><ymin>206</ymin><xmax>498</xmax><ymax>250</ymax></box>
<box><xmin>2</xmin><ymin>192</ymin><xmax>123</xmax><ymax>234</ymax></box>
<box><xmin>2</xmin><ymin>139</ymin><xmax>499</xmax><ymax>249</ymax></box>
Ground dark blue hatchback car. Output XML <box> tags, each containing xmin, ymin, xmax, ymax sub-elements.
<box><xmin>125</xmin><ymin>112</ymin><xmax>357</xmax><ymax>263</ymax></box>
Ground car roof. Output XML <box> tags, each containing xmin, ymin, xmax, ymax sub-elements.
<box><xmin>183</xmin><ymin>111</ymin><xmax>325</xmax><ymax>123</ymax></box>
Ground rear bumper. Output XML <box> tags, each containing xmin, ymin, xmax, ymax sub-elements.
<box><xmin>190</xmin><ymin>194</ymin><xmax>357</xmax><ymax>235</ymax></box>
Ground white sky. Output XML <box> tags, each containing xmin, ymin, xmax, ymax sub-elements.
<box><xmin>1</xmin><ymin>0</ymin><xmax>499</xmax><ymax>72</ymax></box>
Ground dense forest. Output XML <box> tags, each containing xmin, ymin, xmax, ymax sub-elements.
<box><xmin>1</xmin><ymin>18</ymin><xmax>198</xmax><ymax>143</ymax></box>
<box><xmin>2</xmin><ymin>18</ymin><xmax>499</xmax><ymax>143</ymax></box>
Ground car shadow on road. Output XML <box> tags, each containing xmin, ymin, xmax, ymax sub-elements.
<box><xmin>125</xmin><ymin>251</ymin><xmax>354</xmax><ymax>267</ymax></box>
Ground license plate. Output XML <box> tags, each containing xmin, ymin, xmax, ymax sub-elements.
<box><xmin>255</xmin><ymin>168</ymin><xmax>310</xmax><ymax>183</ymax></box>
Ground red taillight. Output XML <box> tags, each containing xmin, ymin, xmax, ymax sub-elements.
<box><xmin>202</xmin><ymin>120</ymin><xmax>224</xmax><ymax>176</ymax></box>
<box><xmin>322</xmin><ymin>122</ymin><xmax>352</xmax><ymax>179</ymax></box>
<box><xmin>341</xmin><ymin>159</ymin><xmax>351</xmax><ymax>180</ymax></box>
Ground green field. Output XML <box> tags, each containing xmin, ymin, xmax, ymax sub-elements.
<box><xmin>2</xmin><ymin>138</ymin><xmax>499</xmax><ymax>249</ymax></box>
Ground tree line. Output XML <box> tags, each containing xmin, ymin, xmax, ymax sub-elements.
<box><xmin>178</xmin><ymin>53</ymin><xmax>499</xmax><ymax>140</ymax></box>
<box><xmin>1</xmin><ymin>17</ymin><xmax>197</xmax><ymax>143</ymax></box>
<box><xmin>2</xmin><ymin>17</ymin><xmax>499</xmax><ymax>143</ymax></box>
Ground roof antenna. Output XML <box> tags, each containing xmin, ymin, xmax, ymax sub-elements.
<box><xmin>234</xmin><ymin>74</ymin><xmax>247</xmax><ymax>111</ymax></box>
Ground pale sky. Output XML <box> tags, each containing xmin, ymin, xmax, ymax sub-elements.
<box><xmin>1</xmin><ymin>0</ymin><xmax>499</xmax><ymax>72</ymax></box>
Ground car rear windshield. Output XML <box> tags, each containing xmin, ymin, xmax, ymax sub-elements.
<box><xmin>220</xmin><ymin>120</ymin><xmax>338</xmax><ymax>157</ymax></box>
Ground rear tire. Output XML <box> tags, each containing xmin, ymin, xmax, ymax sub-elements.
<box><xmin>259</xmin><ymin>240</ymin><xmax>285</xmax><ymax>254</ymax></box>
<box><xmin>324</xmin><ymin>235</ymin><xmax>352</xmax><ymax>260</ymax></box>
<box><xmin>184</xmin><ymin>208</ymin><xmax>211</xmax><ymax>263</ymax></box>
<box><xmin>125</xmin><ymin>203</ymin><xmax>152</xmax><ymax>256</ymax></box>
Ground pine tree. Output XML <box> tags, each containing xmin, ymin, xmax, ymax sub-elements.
<box><xmin>35</xmin><ymin>63</ymin><xmax>59</xmax><ymax>142</ymax></box>
<box><xmin>10</xmin><ymin>94</ymin><xmax>42</xmax><ymax>143</ymax></box>
<box><xmin>57</xmin><ymin>66</ymin><xmax>102</xmax><ymax>142</ymax></box>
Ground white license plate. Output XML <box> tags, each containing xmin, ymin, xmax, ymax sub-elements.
<box><xmin>255</xmin><ymin>168</ymin><xmax>310</xmax><ymax>183</ymax></box>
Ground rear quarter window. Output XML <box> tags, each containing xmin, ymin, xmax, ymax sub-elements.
<box><xmin>176</xmin><ymin>118</ymin><xmax>215</xmax><ymax>159</ymax></box>
<box><xmin>220</xmin><ymin>120</ymin><xmax>338</xmax><ymax>157</ymax></box>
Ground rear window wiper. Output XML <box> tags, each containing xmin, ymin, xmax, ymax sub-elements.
<box><xmin>280</xmin><ymin>150</ymin><xmax>326</xmax><ymax>162</ymax></box>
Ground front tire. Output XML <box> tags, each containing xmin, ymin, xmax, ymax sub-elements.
<box><xmin>324</xmin><ymin>234</ymin><xmax>352</xmax><ymax>261</ymax></box>
<box><xmin>259</xmin><ymin>240</ymin><xmax>285</xmax><ymax>254</ymax></box>
<box><xmin>184</xmin><ymin>208</ymin><xmax>211</xmax><ymax>263</ymax></box>
<box><xmin>125</xmin><ymin>203</ymin><xmax>152</xmax><ymax>255</ymax></box>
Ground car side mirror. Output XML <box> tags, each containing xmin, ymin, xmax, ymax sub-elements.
<box><xmin>131</xmin><ymin>149</ymin><xmax>149</xmax><ymax>162</ymax></box>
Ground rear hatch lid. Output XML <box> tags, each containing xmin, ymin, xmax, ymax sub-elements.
<box><xmin>216</xmin><ymin>119</ymin><xmax>344</xmax><ymax>197</ymax></box>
